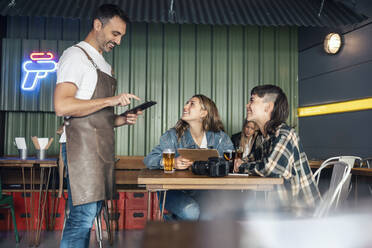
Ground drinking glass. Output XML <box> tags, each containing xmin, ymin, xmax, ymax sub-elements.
<box><xmin>163</xmin><ymin>149</ymin><xmax>175</xmax><ymax>173</ymax></box>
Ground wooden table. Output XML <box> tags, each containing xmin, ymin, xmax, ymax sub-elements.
<box><xmin>138</xmin><ymin>169</ymin><xmax>283</xmax><ymax>220</ymax></box>
<box><xmin>309</xmin><ymin>160</ymin><xmax>372</xmax><ymax>177</ymax></box>
<box><xmin>350</xmin><ymin>168</ymin><xmax>372</xmax><ymax>177</ymax></box>
<box><xmin>0</xmin><ymin>157</ymin><xmax>58</xmax><ymax>246</ymax></box>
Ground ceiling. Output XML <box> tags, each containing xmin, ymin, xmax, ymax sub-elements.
<box><xmin>0</xmin><ymin>0</ymin><xmax>367</xmax><ymax>27</ymax></box>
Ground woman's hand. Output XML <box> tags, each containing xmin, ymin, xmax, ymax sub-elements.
<box><xmin>175</xmin><ymin>156</ymin><xmax>193</xmax><ymax>170</ymax></box>
<box><xmin>234</xmin><ymin>158</ymin><xmax>243</xmax><ymax>173</ymax></box>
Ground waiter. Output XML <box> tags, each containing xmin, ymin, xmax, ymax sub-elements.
<box><xmin>54</xmin><ymin>4</ymin><xmax>141</xmax><ymax>247</ymax></box>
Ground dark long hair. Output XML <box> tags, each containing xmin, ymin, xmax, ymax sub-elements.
<box><xmin>174</xmin><ymin>95</ymin><xmax>225</xmax><ymax>140</ymax></box>
<box><xmin>251</xmin><ymin>85</ymin><xmax>289</xmax><ymax>135</ymax></box>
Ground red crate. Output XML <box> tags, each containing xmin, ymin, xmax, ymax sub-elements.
<box><xmin>13</xmin><ymin>192</ymin><xmax>33</xmax><ymax>231</ymax></box>
<box><xmin>124</xmin><ymin>209</ymin><xmax>147</xmax><ymax>229</ymax></box>
<box><xmin>92</xmin><ymin>208</ymin><xmax>125</xmax><ymax>231</ymax></box>
<box><xmin>47</xmin><ymin>192</ymin><xmax>67</xmax><ymax>230</ymax></box>
<box><xmin>152</xmin><ymin>192</ymin><xmax>160</xmax><ymax>212</ymax></box>
<box><xmin>117</xmin><ymin>192</ymin><xmax>125</xmax><ymax>210</ymax></box>
<box><xmin>106</xmin><ymin>192</ymin><xmax>125</xmax><ymax>211</ymax></box>
<box><xmin>117</xmin><ymin>208</ymin><xmax>125</xmax><ymax>230</ymax></box>
<box><xmin>12</xmin><ymin>192</ymin><xmax>47</xmax><ymax>231</ymax></box>
<box><xmin>125</xmin><ymin>192</ymin><xmax>148</xmax><ymax>210</ymax></box>
<box><xmin>151</xmin><ymin>210</ymin><xmax>161</xmax><ymax>221</ymax></box>
<box><xmin>0</xmin><ymin>210</ymin><xmax>11</xmax><ymax>231</ymax></box>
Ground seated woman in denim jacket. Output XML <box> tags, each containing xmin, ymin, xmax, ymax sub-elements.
<box><xmin>144</xmin><ymin>94</ymin><xmax>234</xmax><ymax>220</ymax></box>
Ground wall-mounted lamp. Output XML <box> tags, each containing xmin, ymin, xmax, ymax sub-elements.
<box><xmin>324</xmin><ymin>33</ymin><xmax>342</xmax><ymax>54</ymax></box>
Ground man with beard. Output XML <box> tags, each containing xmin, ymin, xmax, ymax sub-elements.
<box><xmin>54</xmin><ymin>4</ymin><xmax>141</xmax><ymax>247</ymax></box>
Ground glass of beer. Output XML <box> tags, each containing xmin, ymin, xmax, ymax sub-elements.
<box><xmin>224</xmin><ymin>150</ymin><xmax>235</xmax><ymax>173</ymax></box>
<box><xmin>236</xmin><ymin>147</ymin><xmax>243</xmax><ymax>160</ymax></box>
<box><xmin>163</xmin><ymin>149</ymin><xmax>175</xmax><ymax>173</ymax></box>
<box><xmin>223</xmin><ymin>150</ymin><xmax>234</xmax><ymax>161</ymax></box>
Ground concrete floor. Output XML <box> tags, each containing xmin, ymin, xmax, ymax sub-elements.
<box><xmin>0</xmin><ymin>230</ymin><xmax>144</xmax><ymax>248</ymax></box>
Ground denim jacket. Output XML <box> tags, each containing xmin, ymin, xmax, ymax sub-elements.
<box><xmin>144</xmin><ymin>128</ymin><xmax>234</xmax><ymax>169</ymax></box>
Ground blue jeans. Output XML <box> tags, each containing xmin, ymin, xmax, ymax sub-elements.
<box><xmin>60</xmin><ymin>143</ymin><xmax>103</xmax><ymax>248</ymax></box>
<box><xmin>162</xmin><ymin>190</ymin><xmax>200</xmax><ymax>220</ymax></box>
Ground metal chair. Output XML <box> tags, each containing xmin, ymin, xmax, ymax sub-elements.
<box><xmin>313</xmin><ymin>161</ymin><xmax>352</xmax><ymax>217</ymax></box>
<box><xmin>95</xmin><ymin>201</ymin><xmax>113</xmax><ymax>248</ymax></box>
<box><xmin>0</xmin><ymin>178</ymin><xmax>20</xmax><ymax>243</ymax></box>
<box><xmin>361</xmin><ymin>157</ymin><xmax>372</xmax><ymax>196</ymax></box>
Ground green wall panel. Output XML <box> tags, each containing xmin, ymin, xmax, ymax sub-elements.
<box><xmin>4</xmin><ymin>112</ymin><xmax>62</xmax><ymax>156</ymax></box>
<box><xmin>2</xmin><ymin>24</ymin><xmax>298</xmax><ymax>156</ymax></box>
<box><xmin>145</xmin><ymin>23</ymin><xmax>165</xmax><ymax>154</ymax></box>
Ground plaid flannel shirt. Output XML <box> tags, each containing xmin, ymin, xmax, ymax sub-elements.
<box><xmin>241</xmin><ymin>123</ymin><xmax>321</xmax><ymax>209</ymax></box>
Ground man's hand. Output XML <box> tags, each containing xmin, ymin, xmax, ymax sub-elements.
<box><xmin>106</xmin><ymin>93</ymin><xmax>141</xmax><ymax>107</ymax></box>
<box><xmin>115</xmin><ymin>111</ymin><xmax>143</xmax><ymax>127</ymax></box>
<box><xmin>54</xmin><ymin>82</ymin><xmax>141</xmax><ymax>117</ymax></box>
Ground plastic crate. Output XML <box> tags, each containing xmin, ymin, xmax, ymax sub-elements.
<box><xmin>124</xmin><ymin>209</ymin><xmax>147</xmax><ymax>229</ymax></box>
<box><xmin>13</xmin><ymin>192</ymin><xmax>38</xmax><ymax>230</ymax></box>
<box><xmin>0</xmin><ymin>210</ymin><xmax>11</xmax><ymax>231</ymax></box>
<box><xmin>47</xmin><ymin>192</ymin><xmax>67</xmax><ymax>230</ymax></box>
<box><xmin>125</xmin><ymin>192</ymin><xmax>148</xmax><ymax>210</ymax></box>
<box><xmin>107</xmin><ymin>192</ymin><xmax>125</xmax><ymax>210</ymax></box>
<box><xmin>92</xmin><ymin>208</ymin><xmax>125</xmax><ymax>231</ymax></box>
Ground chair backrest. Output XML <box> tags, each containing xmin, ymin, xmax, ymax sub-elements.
<box><xmin>362</xmin><ymin>157</ymin><xmax>372</xmax><ymax>168</ymax></box>
<box><xmin>338</xmin><ymin>156</ymin><xmax>362</xmax><ymax>168</ymax></box>
<box><xmin>313</xmin><ymin>161</ymin><xmax>352</xmax><ymax>217</ymax></box>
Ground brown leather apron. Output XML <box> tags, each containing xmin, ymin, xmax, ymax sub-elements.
<box><xmin>65</xmin><ymin>46</ymin><xmax>116</xmax><ymax>206</ymax></box>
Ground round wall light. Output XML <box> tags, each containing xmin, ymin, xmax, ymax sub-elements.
<box><xmin>324</xmin><ymin>33</ymin><xmax>342</xmax><ymax>54</ymax></box>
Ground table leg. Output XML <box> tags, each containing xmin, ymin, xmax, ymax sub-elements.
<box><xmin>147</xmin><ymin>191</ymin><xmax>152</xmax><ymax>221</ymax></box>
<box><xmin>36</xmin><ymin>167</ymin><xmax>52</xmax><ymax>246</ymax></box>
<box><xmin>35</xmin><ymin>167</ymin><xmax>44</xmax><ymax>245</ymax></box>
<box><xmin>30</xmin><ymin>167</ymin><xmax>35</xmax><ymax>245</ymax></box>
<box><xmin>48</xmin><ymin>167</ymin><xmax>57</xmax><ymax>230</ymax></box>
<box><xmin>21</xmin><ymin>167</ymin><xmax>30</xmax><ymax>244</ymax></box>
<box><xmin>354</xmin><ymin>175</ymin><xmax>358</xmax><ymax>207</ymax></box>
<box><xmin>160</xmin><ymin>190</ymin><xmax>167</xmax><ymax>221</ymax></box>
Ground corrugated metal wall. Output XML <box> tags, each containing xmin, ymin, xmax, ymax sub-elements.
<box><xmin>2</xmin><ymin>17</ymin><xmax>298</xmax><ymax>156</ymax></box>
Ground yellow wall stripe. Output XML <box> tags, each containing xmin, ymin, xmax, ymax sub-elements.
<box><xmin>298</xmin><ymin>97</ymin><xmax>372</xmax><ymax>117</ymax></box>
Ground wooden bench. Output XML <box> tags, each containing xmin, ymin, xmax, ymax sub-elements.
<box><xmin>115</xmin><ymin>156</ymin><xmax>146</xmax><ymax>192</ymax></box>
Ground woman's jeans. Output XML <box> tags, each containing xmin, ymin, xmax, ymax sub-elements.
<box><xmin>162</xmin><ymin>190</ymin><xmax>201</xmax><ymax>220</ymax></box>
<box><xmin>60</xmin><ymin>143</ymin><xmax>103</xmax><ymax>248</ymax></box>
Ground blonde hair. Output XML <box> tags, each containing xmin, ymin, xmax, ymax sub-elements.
<box><xmin>174</xmin><ymin>95</ymin><xmax>225</xmax><ymax>140</ymax></box>
<box><xmin>239</xmin><ymin>120</ymin><xmax>257</xmax><ymax>151</ymax></box>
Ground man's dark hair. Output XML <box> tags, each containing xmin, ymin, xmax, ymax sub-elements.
<box><xmin>251</xmin><ymin>85</ymin><xmax>289</xmax><ymax>135</ymax></box>
<box><xmin>93</xmin><ymin>4</ymin><xmax>130</xmax><ymax>27</ymax></box>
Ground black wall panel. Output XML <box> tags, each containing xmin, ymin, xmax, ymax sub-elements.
<box><xmin>300</xmin><ymin>60</ymin><xmax>372</xmax><ymax>106</ymax></box>
<box><xmin>300</xmin><ymin>24</ymin><xmax>372</xmax><ymax>80</ymax></box>
<box><xmin>299</xmin><ymin>110</ymin><xmax>372</xmax><ymax>159</ymax></box>
<box><xmin>299</xmin><ymin>21</ymin><xmax>372</xmax><ymax>160</ymax></box>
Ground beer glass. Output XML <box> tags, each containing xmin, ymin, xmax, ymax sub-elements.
<box><xmin>163</xmin><ymin>149</ymin><xmax>175</xmax><ymax>173</ymax></box>
<box><xmin>223</xmin><ymin>150</ymin><xmax>234</xmax><ymax>161</ymax></box>
<box><xmin>236</xmin><ymin>147</ymin><xmax>243</xmax><ymax>160</ymax></box>
<box><xmin>223</xmin><ymin>150</ymin><xmax>235</xmax><ymax>173</ymax></box>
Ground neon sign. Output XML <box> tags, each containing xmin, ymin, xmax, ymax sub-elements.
<box><xmin>21</xmin><ymin>52</ymin><xmax>57</xmax><ymax>91</ymax></box>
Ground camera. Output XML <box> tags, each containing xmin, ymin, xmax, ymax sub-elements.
<box><xmin>191</xmin><ymin>157</ymin><xmax>229</xmax><ymax>177</ymax></box>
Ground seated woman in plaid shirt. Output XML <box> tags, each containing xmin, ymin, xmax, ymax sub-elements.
<box><xmin>234</xmin><ymin>85</ymin><xmax>321</xmax><ymax>210</ymax></box>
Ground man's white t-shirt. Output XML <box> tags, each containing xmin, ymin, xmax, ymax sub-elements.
<box><xmin>56</xmin><ymin>41</ymin><xmax>112</xmax><ymax>143</ymax></box>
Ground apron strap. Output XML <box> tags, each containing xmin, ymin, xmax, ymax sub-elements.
<box><xmin>58</xmin><ymin>143</ymin><xmax>64</xmax><ymax>198</ymax></box>
<box><xmin>75</xmin><ymin>45</ymin><xmax>99</xmax><ymax>69</ymax></box>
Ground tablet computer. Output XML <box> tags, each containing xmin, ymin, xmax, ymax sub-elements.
<box><xmin>177</xmin><ymin>148</ymin><xmax>219</xmax><ymax>162</ymax></box>
<box><xmin>120</xmin><ymin>101</ymin><xmax>157</xmax><ymax>116</ymax></box>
